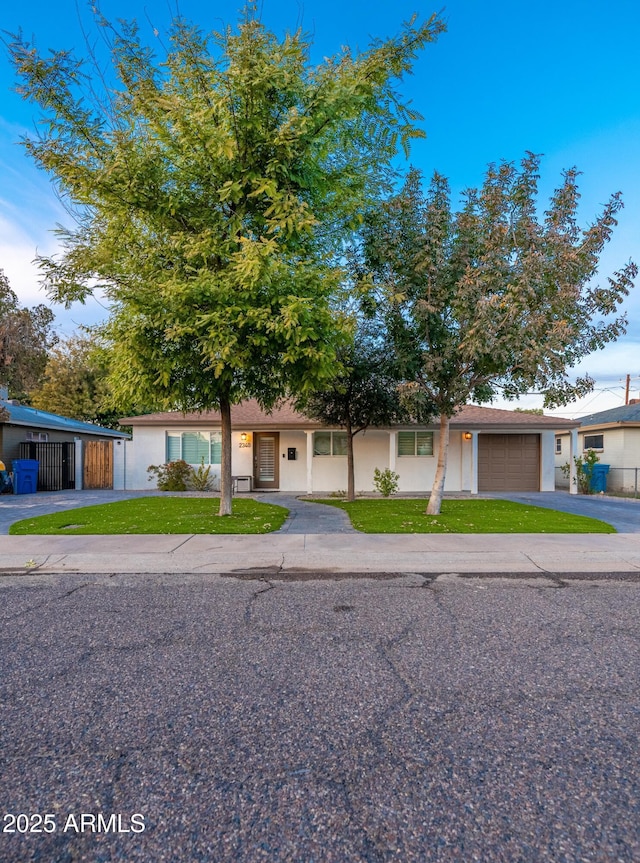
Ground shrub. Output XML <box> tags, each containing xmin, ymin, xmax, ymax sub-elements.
<box><xmin>560</xmin><ymin>448</ymin><xmax>600</xmax><ymax>494</ymax></box>
<box><xmin>189</xmin><ymin>459</ymin><xmax>214</xmax><ymax>492</ymax></box>
<box><xmin>147</xmin><ymin>460</ymin><xmax>192</xmax><ymax>491</ymax></box>
<box><xmin>373</xmin><ymin>467</ymin><xmax>400</xmax><ymax>497</ymax></box>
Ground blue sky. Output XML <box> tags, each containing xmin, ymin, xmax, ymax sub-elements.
<box><xmin>1</xmin><ymin>0</ymin><xmax>639</xmax><ymax>414</ymax></box>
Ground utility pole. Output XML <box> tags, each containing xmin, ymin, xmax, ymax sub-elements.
<box><xmin>625</xmin><ymin>373</ymin><xmax>630</xmax><ymax>405</ymax></box>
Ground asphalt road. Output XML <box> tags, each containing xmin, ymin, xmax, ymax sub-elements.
<box><xmin>1</xmin><ymin>571</ymin><xmax>639</xmax><ymax>863</ymax></box>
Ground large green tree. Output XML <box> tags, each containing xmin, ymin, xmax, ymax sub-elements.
<box><xmin>29</xmin><ymin>334</ymin><xmax>123</xmax><ymax>428</ymax></box>
<box><xmin>9</xmin><ymin>8</ymin><xmax>443</xmax><ymax>514</ymax></box>
<box><xmin>363</xmin><ymin>156</ymin><xmax>637</xmax><ymax>513</ymax></box>
<box><xmin>0</xmin><ymin>268</ymin><xmax>56</xmax><ymax>399</ymax></box>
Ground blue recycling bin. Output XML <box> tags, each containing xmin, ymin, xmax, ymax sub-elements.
<box><xmin>12</xmin><ymin>459</ymin><xmax>39</xmax><ymax>494</ymax></box>
<box><xmin>590</xmin><ymin>464</ymin><xmax>609</xmax><ymax>493</ymax></box>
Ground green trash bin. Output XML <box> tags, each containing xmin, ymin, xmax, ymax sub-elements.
<box><xmin>12</xmin><ymin>459</ymin><xmax>39</xmax><ymax>494</ymax></box>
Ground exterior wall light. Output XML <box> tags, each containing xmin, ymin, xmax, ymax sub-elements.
<box><xmin>463</xmin><ymin>432</ymin><xmax>473</xmax><ymax>441</ymax></box>
<box><xmin>240</xmin><ymin>432</ymin><xmax>248</xmax><ymax>442</ymax></box>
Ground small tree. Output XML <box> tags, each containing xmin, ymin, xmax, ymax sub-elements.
<box><xmin>9</xmin><ymin>8</ymin><xmax>444</xmax><ymax>516</ymax></box>
<box><xmin>364</xmin><ymin>157</ymin><xmax>636</xmax><ymax>513</ymax></box>
<box><xmin>295</xmin><ymin>310</ymin><xmax>407</xmax><ymax>501</ymax></box>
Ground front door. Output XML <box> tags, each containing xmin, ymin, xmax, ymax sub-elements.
<box><xmin>253</xmin><ymin>432</ymin><xmax>280</xmax><ymax>489</ymax></box>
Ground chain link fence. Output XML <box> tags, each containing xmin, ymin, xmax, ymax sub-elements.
<box><xmin>555</xmin><ymin>466</ymin><xmax>640</xmax><ymax>497</ymax></box>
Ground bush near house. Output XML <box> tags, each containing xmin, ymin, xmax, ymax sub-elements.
<box><xmin>561</xmin><ymin>449</ymin><xmax>600</xmax><ymax>494</ymax></box>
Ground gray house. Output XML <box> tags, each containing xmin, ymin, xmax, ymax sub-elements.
<box><xmin>0</xmin><ymin>397</ymin><xmax>128</xmax><ymax>490</ymax></box>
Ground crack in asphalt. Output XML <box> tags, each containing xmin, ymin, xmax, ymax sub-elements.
<box><xmin>243</xmin><ymin>577</ymin><xmax>277</xmax><ymax>626</ymax></box>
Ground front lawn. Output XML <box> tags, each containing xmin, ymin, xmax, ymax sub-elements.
<box><xmin>9</xmin><ymin>496</ymin><xmax>288</xmax><ymax>535</ymax></box>
<box><xmin>318</xmin><ymin>498</ymin><xmax>615</xmax><ymax>534</ymax></box>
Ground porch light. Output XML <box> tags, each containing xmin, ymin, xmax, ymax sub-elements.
<box><xmin>240</xmin><ymin>432</ymin><xmax>248</xmax><ymax>442</ymax></box>
<box><xmin>463</xmin><ymin>432</ymin><xmax>472</xmax><ymax>441</ymax></box>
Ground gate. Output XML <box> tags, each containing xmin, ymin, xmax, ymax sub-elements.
<box><xmin>18</xmin><ymin>441</ymin><xmax>76</xmax><ymax>491</ymax></box>
<box><xmin>83</xmin><ymin>440</ymin><xmax>113</xmax><ymax>489</ymax></box>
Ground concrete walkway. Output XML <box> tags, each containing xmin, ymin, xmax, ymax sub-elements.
<box><xmin>259</xmin><ymin>493</ymin><xmax>356</xmax><ymax>534</ymax></box>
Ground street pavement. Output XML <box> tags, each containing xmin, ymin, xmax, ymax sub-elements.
<box><xmin>1</xmin><ymin>571</ymin><xmax>639</xmax><ymax>862</ymax></box>
<box><xmin>1</xmin><ymin>489</ymin><xmax>639</xmax><ymax>862</ymax></box>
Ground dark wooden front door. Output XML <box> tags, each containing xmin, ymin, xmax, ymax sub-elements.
<box><xmin>253</xmin><ymin>432</ymin><xmax>279</xmax><ymax>489</ymax></box>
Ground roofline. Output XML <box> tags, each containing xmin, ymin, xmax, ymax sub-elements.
<box><xmin>5</xmin><ymin>418</ymin><xmax>128</xmax><ymax>437</ymax></box>
<box><xmin>121</xmin><ymin>416</ymin><xmax>580</xmax><ymax>432</ymax></box>
<box><xmin>568</xmin><ymin>421</ymin><xmax>640</xmax><ymax>433</ymax></box>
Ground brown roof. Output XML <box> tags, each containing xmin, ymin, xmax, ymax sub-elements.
<box><xmin>121</xmin><ymin>400</ymin><xmax>579</xmax><ymax>430</ymax></box>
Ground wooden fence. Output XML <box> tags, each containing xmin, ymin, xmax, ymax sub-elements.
<box><xmin>83</xmin><ymin>440</ymin><xmax>113</xmax><ymax>489</ymax></box>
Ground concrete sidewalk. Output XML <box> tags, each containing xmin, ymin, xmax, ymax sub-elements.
<box><xmin>1</xmin><ymin>532</ymin><xmax>639</xmax><ymax>577</ymax></box>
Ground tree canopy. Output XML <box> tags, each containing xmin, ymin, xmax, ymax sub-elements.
<box><xmin>29</xmin><ymin>334</ymin><xmax>126</xmax><ymax>428</ymax></box>
<box><xmin>363</xmin><ymin>155</ymin><xmax>637</xmax><ymax>513</ymax></box>
<box><xmin>9</xmin><ymin>7</ymin><xmax>444</xmax><ymax>513</ymax></box>
<box><xmin>0</xmin><ymin>268</ymin><xmax>56</xmax><ymax>399</ymax></box>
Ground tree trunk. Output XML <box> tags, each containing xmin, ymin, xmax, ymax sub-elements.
<box><xmin>346</xmin><ymin>419</ymin><xmax>355</xmax><ymax>502</ymax></box>
<box><xmin>427</xmin><ymin>413</ymin><xmax>450</xmax><ymax>515</ymax></box>
<box><xmin>218</xmin><ymin>392</ymin><xmax>233</xmax><ymax>516</ymax></box>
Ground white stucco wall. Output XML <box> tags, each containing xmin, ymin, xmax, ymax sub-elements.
<box><xmin>122</xmin><ymin>424</ymin><xmax>561</xmax><ymax>493</ymax></box>
<box><xmin>554</xmin><ymin>427</ymin><xmax>640</xmax><ymax>493</ymax></box>
<box><xmin>540</xmin><ymin>431</ymin><xmax>556</xmax><ymax>492</ymax></box>
<box><xmin>122</xmin><ymin>427</ymin><xmax>167</xmax><ymax>489</ymax></box>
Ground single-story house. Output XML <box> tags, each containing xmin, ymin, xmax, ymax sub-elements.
<box><xmin>118</xmin><ymin>401</ymin><xmax>580</xmax><ymax>495</ymax></box>
<box><xmin>0</xmin><ymin>396</ymin><xmax>129</xmax><ymax>490</ymax></box>
<box><xmin>554</xmin><ymin>400</ymin><xmax>640</xmax><ymax>494</ymax></box>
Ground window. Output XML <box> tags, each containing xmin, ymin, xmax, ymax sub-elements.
<box><xmin>398</xmin><ymin>431</ymin><xmax>434</xmax><ymax>457</ymax></box>
<box><xmin>313</xmin><ymin>431</ymin><xmax>348</xmax><ymax>456</ymax></box>
<box><xmin>555</xmin><ymin>437</ymin><xmax>562</xmax><ymax>454</ymax></box>
<box><xmin>166</xmin><ymin>431</ymin><xmax>222</xmax><ymax>463</ymax></box>
<box><xmin>25</xmin><ymin>431</ymin><xmax>48</xmax><ymax>442</ymax></box>
<box><xmin>583</xmin><ymin>434</ymin><xmax>604</xmax><ymax>451</ymax></box>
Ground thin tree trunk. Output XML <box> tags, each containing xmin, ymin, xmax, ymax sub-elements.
<box><xmin>346</xmin><ymin>418</ymin><xmax>355</xmax><ymax>502</ymax></box>
<box><xmin>427</xmin><ymin>413</ymin><xmax>450</xmax><ymax>515</ymax></box>
<box><xmin>218</xmin><ymin>392</ymin><xmax>233</xmax><ymax>516</ymax></box>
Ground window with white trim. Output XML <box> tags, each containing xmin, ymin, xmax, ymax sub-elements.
<box><xmin>25</xmin><ymin>431</ymin><xmax>48</xmax><ymax>442</ymax></box>
<box><xmin>583</xmin><ymin>434</ymin><xmax>604</xmax><ymax>451</ymax></box>
<box><xmin>398</xmin><ymin>431</ymin><xmax>434</xmax><ymax>456</ymax></box>
<box><xmin>166</xmin><ymin>431</ymin><xmax>222</xmax><ymax>463</ymax></box>
<box><xmin>555</xmin><ymin>437</ymin><xmax>562</xmax><ymax>454</ymax></box>
<box><xmin>313</xmin><ymin>431</ymin><xmax>348</xmax><ymax>456</ymax></box>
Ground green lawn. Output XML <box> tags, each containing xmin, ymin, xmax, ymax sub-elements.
<box><xmin>8</xmin><ymin>496</ymin><xmax>288</xmax><ymax>535</ymax></box>
<box><xmin>317</xmin><ymin>498</ymin><xmax>616</xmax><ymax>534</ymax></box>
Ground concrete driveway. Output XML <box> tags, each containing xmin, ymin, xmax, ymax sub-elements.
<box><xmin>489</xmin><ymin>490</ymin><xmax>640</xmax><ymax>533</ymax></box>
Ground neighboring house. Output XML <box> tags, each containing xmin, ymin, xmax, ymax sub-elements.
<box><xmin>555</xmin><ymin>400</ymin><xmax>640</xmax><ymax>494</ymax></box>
<box><xmin>119</xmin><ymin>401</ymin><xmax>579</xmax><ymax>494</ymax></box>
<box><xmin>0</xmin><ymin>396</ymin><xmax>129</xmax><ymax>490</ymax></box>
